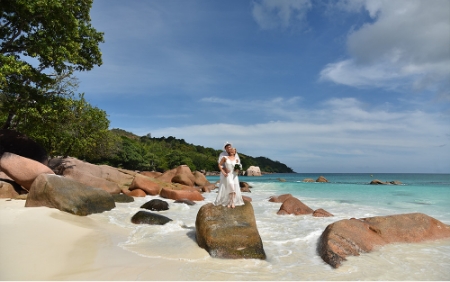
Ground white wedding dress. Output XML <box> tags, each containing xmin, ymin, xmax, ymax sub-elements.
<box><xmin>214</xmin><ymin>156</ymin><xmax>245</xmax><ymax>207</ymax></box>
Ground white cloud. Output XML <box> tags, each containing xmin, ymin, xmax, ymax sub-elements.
<box><xmin>320</xmin><ymin>0</ymin><xmax>450</xmax><ymax>96</ymax></box>
<box><xmin>252</xmin><ymin>0</ymin><xmax>312</xmax><ymax>30</ymax></box>
<box><xmin>133</xmin><ymin>97</ymin><xmax>450</xmax><ymax>173</ymax></box>
<box><xmin>200</xmin><ymin>95</ymin><xmax>306</xmax><ymax>121</ymax></box>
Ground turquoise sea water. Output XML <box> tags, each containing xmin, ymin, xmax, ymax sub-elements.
<box><xmin>99</xmin><ymin>173</ymin><xmax>450</xmax><ymax>280</ymax></box>
<box><xmin>207</xmin><ymin>173</ymin><xmax>450</xmax><ymax>222</ymax></box>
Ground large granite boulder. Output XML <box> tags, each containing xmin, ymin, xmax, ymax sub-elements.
<box><xmin>156</xmin><ymin>166</ymin><xmax>180</xmax><ymax>183</ymax></box>
<box><xmin>316</xmin><ymin>176</ymin><xmax>328</xmax><ymax>182</ymax></box>
<box><xmin>129</xmin><ymin>174</ymin><xmax>166</xmax><ymax>195</ymax></box>
<box><xmin>48</xmin><ymin>157</ymin><xmax>134</xmax><ymax>193</ymax></box>
<box><xmin>192</xmin><ymin>171</ymin><xmax>209</xmax><ymax>186</ymax></box>
<box><xmin>160</xmin><ymin>187</ymin><xmax>204</xmax><ymax>201</ymax></box>
<box><xmin>59</xmin><ymin>163</ymin><xmax>122</xmax><ymax>194</ymax></box>
<box><xmin>246</xmin><ymin>166</ymin><xmax>261</xmax><ymax>176</ymax></box>
<box><xmin>157</xmin><ymin>165</ymin><xmax>196</xmax><ymax>186</ymax></box>
<box><xmin>171</xmin><ymin>173</ymin><xmax>194</xmax><ymax>186</ymax></box>
<box><xmin>0</xmin><ymin>129</ymin><xmax>49</xmax><ymax>164</ymax></box>
<box><xmin>277</xmin><ymin>196</ymin><xmax>314</xmax><ymax>215</ymax></box>
<box><xmin>195</xmin><ymin>201</ymin><xmax>266</xmax><ymax>259</ymax></box>
<box><xmin>25</xmin><ymin>174</ymin><xmax>115</xmax><ymax>216</ymax></box>
<box><xmin>0</xmin><ymin>152</ymin><xmax>55</xmax><ymax>191</ymax></box>
<box><xmin>318</xmin><ymin>213</ymin><xmax>450</xmax><ymax>268</ymax></box>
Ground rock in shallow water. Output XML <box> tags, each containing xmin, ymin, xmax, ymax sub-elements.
<box><xmin>277</xmin><ymin>196</ymin><xmax>313</xmax><ymax>215</ymax></box>
<box><xmin>140</xmin><ymin>199</ymin><xmax>169</xmax><ymax>211</ymax></box>
<box><xmin>195</xmin><ymin>201</ymin><xmax>266</xmax><ymax>259</ymax></box>
<box><xmin>131</xmin><ymin>210</ymin><xmax>172</xmax><ymax>225</ymax></box>
<box><xmin>317</xmin><ymin>212</ymin><xmax>450</xmax><ymax>268</ymax></box>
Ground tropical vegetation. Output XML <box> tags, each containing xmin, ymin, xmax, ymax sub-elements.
<box><xmin>89</xmin><ymin>129</ymin><xmax>294</xmax><ymax>173</ymax></box>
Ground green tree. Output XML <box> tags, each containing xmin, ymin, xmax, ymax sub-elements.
<box><xmin>0</xmin><ymin>0</ymin><xmax>104</xmax><ymax>129</ymax></box>
<box><xmin>16</xmin><ymin>92</ymin><xmax>115</xmax><ymax>158</ymax></box>
<box><xmin>112</xmin><ymin>137</ymin><xmax>149</xmax><ymax>170</ymax></box>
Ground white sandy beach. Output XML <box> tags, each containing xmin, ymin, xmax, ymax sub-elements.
<box><xmin>0</xmin><ymin>198</ymin><xmax>194</xmax><ymax>281</ymax></box>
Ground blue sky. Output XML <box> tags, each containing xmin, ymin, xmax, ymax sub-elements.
<box><xmin>77</xmin><ymin>0</ymin><xmax>450</xmax><ymax>173</ymax></box>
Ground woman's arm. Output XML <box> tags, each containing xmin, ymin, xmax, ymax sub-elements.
<box><xmin>218</xmin><ymin>157</ymin><xmax>228</xmax><ymax>176</ymax></box>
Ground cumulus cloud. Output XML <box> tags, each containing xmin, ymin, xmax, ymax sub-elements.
<box><xmin>320</xmin><ymin>0</ymin><xmax>450</xmax><ymax>97</ymax></box>
<box><xmin>252</xmin><ymin>0</ymin><xmax>312</xmax><ymax>30</ymax></box>
<box><xmin>135</xmin><ymin>97</ymin><xmax>450</xmax><ymax>172</ymax></box>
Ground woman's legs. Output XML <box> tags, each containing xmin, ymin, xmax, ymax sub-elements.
<box><xmin>229</xmin><ymin>183</ymin><xmax>236</xmax><ymax>208</ymax></box>
<box><xmin>227</xmin><ymin>186</ymin><xmax>236</xmax><ymax>209</ymax></box>
<box><xmin>229</xmin><ymin>192</ymin><xmax>236</xmax><ymax>208</ymax></box>
<box><xmin>226</xmin><ymin>177</ymin><xmax>237</xmax><ymax>208</ymax></box>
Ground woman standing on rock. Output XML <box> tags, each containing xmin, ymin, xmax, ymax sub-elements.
<box><xmin>214</xmin><ymin>148</ymin><xmax>244</xmax><ymax>208</ymax></box>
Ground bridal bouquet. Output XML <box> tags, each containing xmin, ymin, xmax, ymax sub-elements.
<box><xmin>234</xmin><ymin>163</ymin><xmax>242</xmax><ymax>171</ymax></box>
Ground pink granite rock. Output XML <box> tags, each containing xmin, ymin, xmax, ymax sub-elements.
<box><xmin>0</xmin><ymin>152</ymin><xmax>54</xmax><ymax>191</ymax></box>
<box><xmin>277</xmin><ymin>196</ymin><xmax>314</xmax><ymax>215</ymax></box>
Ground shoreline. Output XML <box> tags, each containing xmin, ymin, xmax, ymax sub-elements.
<box><xmin>0</xmin><ymin>198</ymin><xmax>192</xmax><ymax>280</ymax></box>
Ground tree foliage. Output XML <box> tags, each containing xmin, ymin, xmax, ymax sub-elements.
<box><xmin>0</xmin><ymin>0</ymin><xmax>104</xmax><ymax>129</ymax></box>
<box><xmin>0</xmin><ymin>0</ymin><xmax>114</xmax><ymax>160</ymax></box>
<box><xmin>0</xmin><ymin>86</ymin><xmax>118</xmax><ymax>159</ymax></box>
<box><xmin>92</xmin><ymin>129</ymin><xmax>295</xmax><ymax>173</ymax></box>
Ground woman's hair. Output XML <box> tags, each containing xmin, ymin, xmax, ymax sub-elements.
<box><xmin>227</xmin><ymin>147</ymin><xmax>237</xmax><ymax>156</ymax></box>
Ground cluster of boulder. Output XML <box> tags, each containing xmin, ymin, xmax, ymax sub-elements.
<box><xmin>0</xmin><ymin>152</ymin><xmax>214</xmax><ymax>213</ymax></box>
<box><xmin>269</xmin><ymin>193</ymin><xmax>334</xmax><ymax>217</ymax></box>
<box><xmin>131</xmin><ymin>199</ymin><xmax>173</xmax><ymax>225</ymax></box>
<box><xmin>318</xmin><ymin>213</ymin><xmax>450</xmax><ymax>268</ymax></box>
<box><xmin>303</xmin><ymin>176</ymin><xmax>329</xmax><ymax>182</ymax></box>
<box><xmin>370</xmin><ymin>179</ymin><xmax>402</xmax><ymax>185</ymax></box>
<box><xmin>267</xmin><ymin>192</ymin><xmax>450</xmax><ymax>268</ymax></box>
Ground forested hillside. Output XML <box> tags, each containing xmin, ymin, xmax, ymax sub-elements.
<box><xmin>88</xmin><ymin>129</ymin><xmax>294</xmax><ymax>173</ymax></box>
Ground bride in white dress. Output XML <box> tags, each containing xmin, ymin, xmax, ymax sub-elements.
<box><xmin>214</xmin><ymin>148</ymin><xmax>245</xmax><ymax>208</ymax></box>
